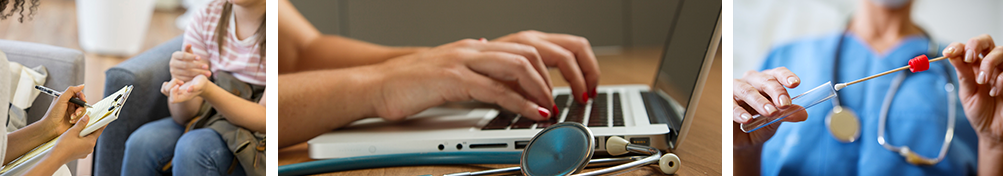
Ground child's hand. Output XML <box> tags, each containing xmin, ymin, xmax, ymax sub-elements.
<box><xmin>161</xmin><ymin>78</ymin><xmax>184</xmax><ymax>96</ymax></box>
<box><xmin>168</xmin><ymin>74</ymin><xmax>210</xmax><ymax>103</ymax></box>
<box><xmin>170</xmin><ymin>44</ymin><xmax>211</xmax><ymax>82</ymax></box>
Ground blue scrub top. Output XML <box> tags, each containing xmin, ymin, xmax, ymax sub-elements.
<box><xmin>758</xmin><ymin>32</ymin><xmax>979</xmax><ymax>175</ymax></box>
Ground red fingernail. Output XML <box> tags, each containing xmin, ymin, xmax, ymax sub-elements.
<box><xmin>537</xmin><ymin>107</ymin><xmax>551</xmax><ymax>118</ymax></box>
<box><xmin>582</xmin><ymin>92</ymin><xmax>589</xmax><ymax>101</ymax></box>
<box><xmin>591</xmin><ymin>88</ymin><xmax>597</xmax><ymax>97</ymax></box>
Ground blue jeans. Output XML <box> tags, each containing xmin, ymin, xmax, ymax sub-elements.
<box><xmin>121</xmin><ymin>118</ymin><xmax>245</xmax><ymax>176</ymax></box>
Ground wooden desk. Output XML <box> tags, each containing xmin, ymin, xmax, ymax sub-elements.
<box><xmin>279</xmin><ymin>47</ymin><xmax>723</xmax><ymax>175</ymax></box>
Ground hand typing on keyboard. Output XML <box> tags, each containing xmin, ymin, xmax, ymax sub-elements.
<box><xmin>493</xmin><ymin>30</ymin><xmax>602</xmax><ymax>104</ymax></box>
<box><xmin>278</xmin><ymin>9</ymin><xmax>603</xmax><ymax>146</ymax></box>
<box><xmin>371</xmin><ymin>31</ymin><xmax>606</xmax><ymax>123</ymax></box>
<box><xmin>372</xmin><ymin>38</ymin><xmax>558</xmax><ymax>122</ymax></box>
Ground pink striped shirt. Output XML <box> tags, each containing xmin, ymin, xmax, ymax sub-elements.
<box><xmin>183</xmin><ymin>0</ymin><xmax>265</xmax><ymax>86</ymax></box>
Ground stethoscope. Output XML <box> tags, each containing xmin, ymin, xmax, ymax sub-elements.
<box><xmin>828</xmin><ymin>24</ymin><xmax>956</xmax><ymax>166</ymax></box>
<box><xmin>491</xmin><ymin>122</ymin><xmax>679</xmax><ymax>175</ymax></box>
<box><xmin>277</xmin><ymin>122</ymin><xmax>681</xmax><ymax>176</ymax></box>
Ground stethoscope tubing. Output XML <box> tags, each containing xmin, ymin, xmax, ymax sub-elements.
<box><xmin>574</xmin><ymin>146</ymin><xmax>663</xmax><ymax>176</ymax></box>
<box><xmin>277</xmin><ymin>151</ymin><xmax>663</xmax><ymax>176</ymax></box>
<box><xmin>833</xmin><ymin>22</ymin><xmax>956</xmax><ymax>165</ymax></box>
<box><xmin>875</xmin><ymin>67</ymin><xmax>955</xmax><ymax>164</ymax></box>
<box><xmin>444</xmin><ymin>156</ymin><xmax>645</xmax><ymax>176</ymax></box>
<box><xmin>277</xmin><ymin>151</ymin><xmax>521</xmax><ymax>176</ymax></box>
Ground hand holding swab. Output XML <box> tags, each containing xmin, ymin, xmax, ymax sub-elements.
<box><xmin>834</xmin><ymin>55</ymin><xmax>945</xmax><ymax>91</ymax></box>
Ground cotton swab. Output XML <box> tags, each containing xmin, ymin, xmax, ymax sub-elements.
<box><xmin>834</xmin><ymin>55</ymin><xmax>945</xmax><ymax>91</ymax></box>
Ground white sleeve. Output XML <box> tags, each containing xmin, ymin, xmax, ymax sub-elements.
<box><xmin>0</xmin><ymin>50</ymin><xmax>9</xmax><ymax>166</ymax></box>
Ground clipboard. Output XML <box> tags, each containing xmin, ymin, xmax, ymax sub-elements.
<box><xmin>0</xmin><ymin>85</ymin><xmax>133</xmax><ymax>175</ymax></box>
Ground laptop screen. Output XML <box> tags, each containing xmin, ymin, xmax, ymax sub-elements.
<box><xmin>648</xmin><ymin>0</ymin><xmax>720</xmax><ymax>141</ymax></box>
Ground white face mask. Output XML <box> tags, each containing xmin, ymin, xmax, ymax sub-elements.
<box><xmin>869</xmin><ymin>0</ymin><xmax>911</xmax><ymax>9</ymax></box>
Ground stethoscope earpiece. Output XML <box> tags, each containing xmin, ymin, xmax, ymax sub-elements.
<box><xmin>605</xmin><ymin>136</ymin><xmax>630</xmax><ymax>156</ymax></box>
<box><xmin>658</xmin><ymin>153</ymin><xmax>680</xmax><ymax>174</ymax></box>
<box><xmin>607</xmin><ymin>136</ymin><xmax>681</xmax><ymax>174</ymax></box>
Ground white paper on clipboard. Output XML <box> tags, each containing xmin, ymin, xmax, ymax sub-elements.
<box><xmin>0</xmin><ymin>85</ymin><xmax>133</xmax><ymax>175</ymax></box>
<box><xmin>79</xmin><ymin>85</ymin><xmax>132</xmax><ymax>137</ymax></box>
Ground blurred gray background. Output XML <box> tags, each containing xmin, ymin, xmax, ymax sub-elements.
<box><xmin>735</xmin><ymin>0</ymin><xmax>1003</xmax><ymax>77</ymax></box>
<box><xmin>290</xmin><ymin>0</ymin><xmax>682</xmax><ymax>54</ymax></box>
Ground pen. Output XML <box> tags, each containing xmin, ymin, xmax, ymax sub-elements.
<box><xmin>34</xmin><ymin>85</ymin><xmax>93</xmax><ymax>108</ymax></box>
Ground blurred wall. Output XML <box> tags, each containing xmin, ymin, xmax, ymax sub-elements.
<box><xmin>290</xmin><ymin>0</ymin><xmax>683</xmax><ymax>53</ymax></box>
<box><xmin>734</xmin><ymin>0</ymin><xmax>1003</xmax><ymax>77</ymax></box>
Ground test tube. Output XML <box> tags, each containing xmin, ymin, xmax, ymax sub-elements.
<box><xmin>741</xmin><ymin>81</ymin><xmax>837</xmax><ymax>133</ymax></box>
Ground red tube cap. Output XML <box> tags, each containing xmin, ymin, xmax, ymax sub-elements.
<box><xmin>909</xmin><ymin>55</ymin><xmax>930</xmax><ymax>73</ymax></box>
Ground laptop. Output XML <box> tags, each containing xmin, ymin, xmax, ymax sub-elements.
<box><xmin>308</xmin><ymin>0</ymin><xmax>721</xmax><ymax>159</ymax></box>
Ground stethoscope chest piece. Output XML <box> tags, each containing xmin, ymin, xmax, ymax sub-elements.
<box><xmin>521</xmin><ymin>122</ymin><xmax>594</xmax><ymax>176</ymax></box>
<box><xmin>827</xmin><ymin>105</ymin><xmax>861</xmax><ymax>143</ymax></box>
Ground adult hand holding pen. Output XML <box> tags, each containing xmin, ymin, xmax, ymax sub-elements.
<box><xmin>39</xmin><ymin>85</ymin><xmax>88</xmax><ymax>139</ymax></box>
<box><xmin>20</xmin><ymin>85</ymin><xmax>103</xmax><ymax>175</ymax></box>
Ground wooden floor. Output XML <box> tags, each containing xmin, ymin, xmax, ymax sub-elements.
<box><xmin>0</xmin><ymin>0</ymin><xmax>184</xmax><ymax>175</ymax></box>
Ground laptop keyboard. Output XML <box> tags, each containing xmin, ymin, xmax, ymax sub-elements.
<box><xmin>481</xmin><ymin>92</ymin><xmax>624</xmax><ymax>130</ymax></box>
<box><xmin>587</xmin><ymin>93</ymin><xmax>607</xmax><ymax>127</ymax></box>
